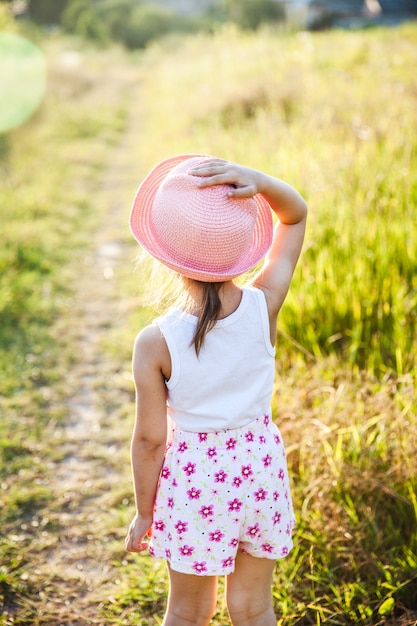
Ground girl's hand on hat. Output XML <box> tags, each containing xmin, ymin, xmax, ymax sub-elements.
<box><xmin>188</xmin><ymin>159</ymin><xmax>263</xmax><ymax>200</ymax></box>
<box><xmin>125</xmin><ymin>513</ymin><xmax>153</xmax><ymax>553</ymax></box>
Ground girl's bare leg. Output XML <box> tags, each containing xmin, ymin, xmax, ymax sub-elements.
<box><xmin>225</xmin><ymin>552</ymin><xmax>277</xmax><ymax>626</ymax></box>
<box><xmin>162</xmin><ymin>564</ymin><xmax>218</xmax><ymax>626</ymax></box>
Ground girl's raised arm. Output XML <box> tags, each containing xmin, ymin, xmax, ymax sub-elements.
<box><xmin>189</xmin><ymin>160</ymin><xmax>307</xmax><ymax>326</ymax></box>
<box><xmin>250</xmin><ymin>174</ymin><xmax>307</xmax><ymax>321</ymax></box>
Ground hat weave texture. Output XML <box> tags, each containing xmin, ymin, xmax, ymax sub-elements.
<box><xmin>129</xmin><ymin>154</ymin><xmax>273</xmax><ymax>282</ymax></box>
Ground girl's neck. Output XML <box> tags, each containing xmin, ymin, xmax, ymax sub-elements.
<box><xmin>181</xmin><ymin>279</ymin><xmax>242</xmax><ymax>319</ymax></box>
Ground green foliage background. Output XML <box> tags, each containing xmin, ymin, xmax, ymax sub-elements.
<box><xmin>10</xmin><ymin>0</ymin><xmax>287</xmax><ymax>48</ymax></box>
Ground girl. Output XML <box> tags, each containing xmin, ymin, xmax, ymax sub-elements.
<box><xmin>125</xmin><ymin>155</ymin><xmax>307</xmax><ymax>626</ymax></box>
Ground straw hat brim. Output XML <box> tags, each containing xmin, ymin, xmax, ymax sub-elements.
<box><xmin>129</xmin><ymin>154</ymin><xmax>273</xmax><ymax>282</ymax></box>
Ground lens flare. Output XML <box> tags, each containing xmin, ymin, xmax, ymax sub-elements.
<box><xmin>0</xmin><ymin>32</ymin><xmax>46</xmax><ymax>133</ymax></box>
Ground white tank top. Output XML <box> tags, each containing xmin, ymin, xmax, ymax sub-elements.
<box><xmin>155</xmin><ymin>286</ymin><xmax>275</xmax><ymax>432</ymax></box>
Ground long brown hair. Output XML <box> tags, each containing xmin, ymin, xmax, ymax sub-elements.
<box><xmin>188</xmin><ymin>280</ymin><xmax>224</xmax><ymax>356</ymax></box>
<box><xmin>136</xmin><ymin>254</ymin><xmax>225</xmax><ymax>356</ymax></box>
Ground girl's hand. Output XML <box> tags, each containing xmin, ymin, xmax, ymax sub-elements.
<box><xmin>188</xmin><ymin>159</ymin><xmax>264</xmax><ymax>199</ymax></box>
<box><xmin>125</xmin><ymin>513</ymin><xmax>153</xmax><ymax>553</ymax></box>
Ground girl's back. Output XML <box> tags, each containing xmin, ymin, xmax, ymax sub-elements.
<box><xmin>155</xmin><ymin>285</ymin><xmax>275</xmax><ymax>432</ymax></box>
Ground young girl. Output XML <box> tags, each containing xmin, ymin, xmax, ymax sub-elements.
<box><xmin>125</xmin><ymin>154</ymin><xmax>307</xmax><ymax>626</ymax></box>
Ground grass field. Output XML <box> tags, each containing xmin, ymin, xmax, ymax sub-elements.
<box><xmin>1</xmin><ymin>20</ymin><xmax>416</xmax><ymax>626</ymax></box>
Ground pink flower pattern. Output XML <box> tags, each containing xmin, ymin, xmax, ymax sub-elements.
<box><xmin>262</xmin><ymin>543</ymin><xmax>274</xmax><ymax>553</ymax></box>
<box><xmin>262</xmin><ymin>454</ymin><xmax>272</xmax><ymax>467</ymax></box>
<box><xmin>150</xmin><ymin>414</ymin><xmax>295</xmax><ymax>576</ymax></box>
<box><xmin>209</xmin><ymin>529</ymin><xmax>224</xmax><ymax>542</ymax></box>
<box><xmin>228</xmin><ymin>498</ymin><xmax>243</xmax><ymax>512</ymax></box>
<box><xmin>207</xmin><ymin>447</ymin><xmax>217</xmax><ymax>459</ymax></box>
<box><xmin>161</xmin><ymin>466</ymin><xmax>170</xmax><ymax>479</ymax></box>
<box><xmin>198</xmin><ymin>504</ymin><xmax>214</xmax><ymax>519</ymax></box>
<box><xmin>179</xmin><ymin>545</ymin><xmax>194</xmax><ymax>556</ymax></box>
<box><xmin>254</xmin><ymin>488</ymin><xmax>268</xmax><ymax>501</ymax></box>
<box><xmin>241</xmin><ymin>465</ymin><xmax>253</xmax><ymax>480</ymax></box>
<box><xmin>192</xmin><ymin>561</ymin><xmax>208</xmax><ymax>574</ymax></box>
<box><xmin>222</xmin><ymin>556</ymin><xmax>234</xmax><ymax>568</ymax></box>
<box><xmin>214</xmin><ymin>470</ymin><xmax>227</xmax><ymax>483</ymax></box>
<box><xmin>247</xmin><ymin>523</ymin><xmax>261</xmax><ymax>538</ymax></box>
<box><xmin>174</xmin><ymin>520</ymin><xmax>188</xmax><ymax>534</ymax></box>
<box><xmin>183</xmin><ymin>462</ymin><xmax>196</xmax><ymax>476</ymax></box>
<box><xmin>187</xmin><ymin>487</ymin><xmax>201</xmax><ymax>500</ymax></box>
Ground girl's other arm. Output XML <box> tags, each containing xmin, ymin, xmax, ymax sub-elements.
<box><xmin>125</xmin><ymin>325</ymin><xmax>168</xmax><ymax>553</ymax></box>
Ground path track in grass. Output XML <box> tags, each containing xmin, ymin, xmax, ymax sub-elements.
<box><xmin>26</xmin><ymin>63</ymin><xmax>143</xmax><ymax>625</ymax></box>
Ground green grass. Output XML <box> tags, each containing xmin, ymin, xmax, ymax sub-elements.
<box><xmin>0</xmin><ymin>21</ymin><xmax>416</xmax><ymax>626</ymax></box>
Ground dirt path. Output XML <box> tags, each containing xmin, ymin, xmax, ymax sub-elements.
<box><xmin>27</xmin><ymin>71</ymin><xmax>144</xmax><ymax>625</ymax></box>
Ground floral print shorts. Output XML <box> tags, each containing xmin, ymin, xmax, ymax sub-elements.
<box><xmin>149</xmin><ymin>413</ymin><xmax>295</xmax><ymax>576</ymax></box>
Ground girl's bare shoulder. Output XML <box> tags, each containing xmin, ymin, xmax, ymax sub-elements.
<box><xmin>133</xmin><ymin>323</ymin><xmax>171</xmax><ymax>380</ymax></box>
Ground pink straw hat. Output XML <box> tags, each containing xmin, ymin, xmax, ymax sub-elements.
<box><xmin>129</xmin><ymin>154</ymin><xmax>273</xmax><ymax>282</ymax></box>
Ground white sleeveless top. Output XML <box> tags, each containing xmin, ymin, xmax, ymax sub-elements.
<box><xmin>155</xmin><ymin>286</ymin><xmax>276</xmax><ymax>432</ymax></box>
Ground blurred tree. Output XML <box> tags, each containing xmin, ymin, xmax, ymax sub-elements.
<box><xmin>62</xmin><ymin>0</ymin><xmax>193</xmax><ymax>48</ymax></box>
<box><xmin>73</xmin><ymin>6</ymin><xmax>109</xmax><ymax>42</ymax></box>
<box><xmin>0</xmin><ymin>1</ymin><xmax>16</xmax><ymax>28</ymax></box>
<box><xmin>61</xmin><ymin>0</ymin><xmax>102</xmax><ymax>38</ymax></box>
<box><xmin>97</xmin><ymin>0</ymin><xmax>136</xmax><ymax>42</ymax></box>
<box><xmin>214</xmin><ymin>0</ymin><xmax>285</xmax><ymax>29</ymax></box>
<box><xmin>123</xmin><ymin>3</ymin><xmax>182</xmax><ymax>49</ymax></box>
<box><xmin>61</xmin><ymin>0</ymin><xmax>87</xmax><ymax>28</ymax></box>
<box><xmin>33</xmin><ymin>0</ymin><xmax>287</xmax><ymax>47</ymax></box>
<box><xmin>27</xmin><ymin>0</ymin><xmax>70</xmax><ymax>24</ymax></box>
